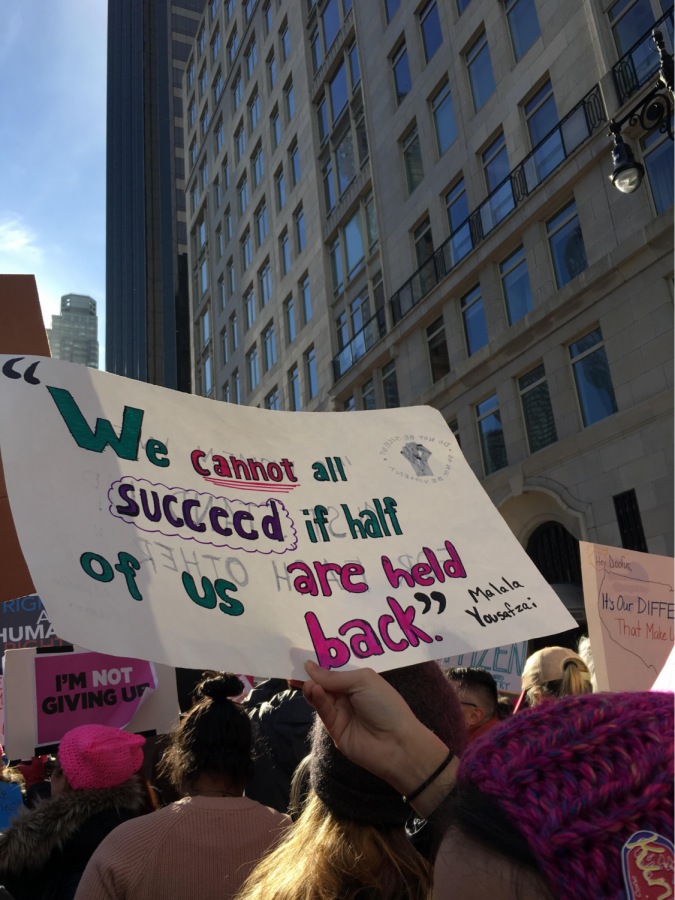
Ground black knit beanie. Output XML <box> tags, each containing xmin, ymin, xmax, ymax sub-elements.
<box><xmin>309</xmin><ymin>662</ymin><xmax>467</xmax><ymax>827</ymax></box>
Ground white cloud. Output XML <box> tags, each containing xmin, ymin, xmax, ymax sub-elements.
<box><xmin>0</xmin><ymin>215</ymin><xmax>44</xmax><ymax>265</ymax></box>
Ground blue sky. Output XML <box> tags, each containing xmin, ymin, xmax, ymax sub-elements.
<box><xmin>1</xmin><ymin>0</ymin><xmax>107</xmax><ymax>368</ymax></box>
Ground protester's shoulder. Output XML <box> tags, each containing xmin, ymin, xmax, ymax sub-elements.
<box><xmin>245</xmin><ymin>799</ymin><xmax>292</xmax><ymax>828</ymax></box>
<box><xmin>90</xmin><ymin>802</ymin><xmax>181</xmax><ymax>852</ymax></box>
<box><xmin>261</xmin><ymin>688</ymin><xmax>313</xmax><ymax>721</ymax></box>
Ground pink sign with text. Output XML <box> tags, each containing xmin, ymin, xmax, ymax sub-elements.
<box><xmin>35</xmin><ymin>651</ymin><xmax>157</xmax><ymax>745</ymax></box>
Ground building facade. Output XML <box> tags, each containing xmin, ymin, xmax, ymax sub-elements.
<box><xmin>186</xmin><ymin>0</ymin><xmax>673</xmax><ymax>576</ymax></box>
<box><xmin>106</xmin><ymin>0</ymin><xmax>207</xmax><ymax>391</ymax></box>
<box><xmin>46</xmin><ymin>294</ymin><xmax>99</xmax><ymax>369</ymax></box>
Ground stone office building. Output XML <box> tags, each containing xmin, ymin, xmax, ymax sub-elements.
<box><xmin>185</xmin><ymin>0</ymin><xmax>673</xmax><ymax>596</ymax></box>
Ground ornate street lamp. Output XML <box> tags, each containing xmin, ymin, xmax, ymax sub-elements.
<box><xmin>608</xmin><ymin>28</ymin><xmax>674</xmax><ymax>194</ymax></box>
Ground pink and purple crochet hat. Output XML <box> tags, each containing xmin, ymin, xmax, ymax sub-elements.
<box><xmin>457</xmin><ymin>691</ymin><xmax>674</xmax><ymax>900</ymax></box>
<box><xmin>59</xmin><ymin>724</ymin><xmax>146</xmax><ymax>790</ymax></box>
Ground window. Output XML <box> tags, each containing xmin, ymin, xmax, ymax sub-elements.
<box><xmin>349</xmin><ymin>41</ymin><xmax>361</xmax><ymax>90</ymax></box>
<box><xmin>246</xmin><ymin>38</ymin><xmax>257</xmax><ymax>78</ymax></box>
<box><xmin>245</xmin><ymin>0</ymin><xmax>256</xmax><ymax>22</ymax></box>
<box><xmin>501</xmin><ymin>246</ymin><xmax>533</xmax><ymax>325</ymax></box>
<box><xmin>445</xmin><ymin>179</ymin><xmax>471</xmax><ymax>264</ymax></box>
<box><xmin>330</xmin><ymin>238</ymin><xmax>343</xmax><ymax>294</ymax></box>
<box><xmin>253</xmin><ymin>145</ymin><xmax>264</xmax><ymax>186</ymax></box>
<box><xmin>402</xmin><ymin>126</ymin><xmax>423</xmax><ymax>194</ymax></box>
<box><xmin>234</xmin><ymin>74</ymin><xmax>243</xmax><ymax>109</ymax></box>
<box><xmin>200</xmin><ymin>160</ymin><xmax>209</xmax><ymax>190</ymax></box>
<box><xmin>420</xmin><ymin>1</ymin><xmax>442</xmax><ymax>62</ymax></box>
<box><xmin>344</xmin><ymin>211</ymin><xmax>365</xmax><ymax>277</ymax></box>
<box><xmin>317</xmin><ymin>98</ymin><xmax>329</xmax><ymax>143</ymax></box>
<box><xmin>285</xmin><ymin>296</ymin><xmax>296</xmax><ymax>342</ymax></box>
<box><xmin>231</xmin><ymin>313</ymin><xmax>238</xmax><ymax>349</ymax></box>
<box><xmin>263</xmin><ymin>323</ymin><xmax>277</xmax><ymax>370</ymax></box>
<box><xmin>365</xmin><ymin>190</ymin><xmax>378</xmax><ymax>252</ymax></box>
<box><xmin>216</xmin><ymin>225</ymin><xmax>223</xmax><ymax>258</ymax></box>
<box><xmin>236</xmin><ymin>123</ymin><xmax>246</xmax><ymax>161</ymax></box>
<box><xmin>226</xmin><ymin>209</ymin><xmax>232</xmax><ymax>240</ymax></box>
<box><xmin>202</xmin><ymin>308</ymin><xmax>211</xmax><ymax>347</ymax></box>
<box><xmin>212</xmin><ymin>27</ymin><xmax>221</xmax><ymax>62</ymax></box>
<box><xmin>482</xmin><ymin>132</ymin><xmax>514</xmax><ymax>224</ymax></box>
<box><xmin>350</xmin><ymin>290</ymin><xmax>369</xmax><ymax>336</ymax></box>
<box><xmin>276</xmin><ymin>169</ymin><xmax>286</xmax><ymax>208</ymax></box>
<box><xmin>228</xmin><ymin>259</ymin><xmax>235</xmax><ymax>295</ymax></box>
<box><xmin>432</xmin><ymin>82</ymin><xmax>457</xmax><ymax>156</ymax></box>
<box><xmin>281</xmin><ymin>24</ymin><xmax>291</xmax><ymax>60</ymax></box>
<box><xmin>362</xmin><ymin>378</ymin><xmax>376</xmax><ymax>409</ymax></box>
<box><xmin>256</xmin><ymin>202</ymin><xmax>268</xmax><ymax>244</ymax></box>
<box><xmin>239</xmin><ymin>175</ymin><xmax>249</xmax><ymax>213</ymax></box>
<box><xmin>249</xmin><ymin>90</ymin><xmax>261</xmax><ymax>130</ymax></box>
<box><xmin>228</xmin><ymin>29</ymin><xmax>239</xmax><ymax>65</ymax></box>
<box><xmin>382</xmin><ymin>361</ymin><xmax>400</xmax><ymax>408</ymax></box>
<box><xmin>189</xmin><ymin>99</ymin><xmax>196</xmax><ymax>128</ymax></box>
<box><xmin>224</xmin><ymin>155</ymin><xmax>230</xmax><ymax>187</ymax></box>
<box><xmin>344</xmin><ymin>396</ymin><xmax>355</xmax><ymax>411</ymax></box>
<box><xmin>323</xmin><ymin>160</ymin><xmax>336</xmax><ymax>214</ymax></box>
<box><xmin>322</xmin><ymin>0</ymin><xmax>340</xmax><ymax>51</ymax></box>
<box><xmin>525</xmin><ymin>80</ymin><xmax>564</xmax><ymax>180</ymax></box>
<box><xmin>192</xmin><ymin>183</ymin><xmax>199</xmax><ymax>212</ymax></box>
<box><xmin>301</xmin><ymin>276</ymin><xmax>312</xmax><ymax>322</ymax></box>
<box><xmin>306</xmin><ymin>348</ymin><xmax>318</xmax><ymax>399</ymax></box>
<box><xmin>613</xmin><ymin>489</ymin><xmax>649</xmax><ymax>553</ymax></box>
<box><xmin>188</xmin><ymin>60</ymin><xmax>195</xmax><ymax>87</ymax></box>
<box><xmin>295</xmin><ymin>207</ymin><xmax>306</xmax><ymax>251</ymax></box>
<box><xmin>477</xmin><ymin>394</ymin><xmax>508</xmax><ymax>475</ymax></box>
<box><xmin>201</xmin><ymin>259</ymin><xmax>209</xmax><ymax>295</ymax></box>
<box><xmin>245</xmin><ymin>286</ymin><xmax>256</xmax><ymax>327</ymax></box>
<box><xmin>290</xmin><ymin>143</ymin><xmax>300</xmax><ymax>185</ymax></box>
<box><xmin>266</xmin><ymin>388</ymin><xmax>280</xmax><ymax>410</ymax></box>
<box><xmin>264</xmin><ymin>1</ymin><xmax>272</xmax><ymax>33</ymax></box>
<box><xmin>336</xmin><ymin>310</ymin><xmax>349</xmax><ymax>349</ymax></box>
<box><xmin>268</xmin><ymin>51</ymin><xmax>277</xmax><ymax>88</ymax></box>
<box><xmin>280</xmin><ymin>230</ymin><xmax>291</xmax><ymax>273</ymax></box>
<box><xmin>272</xmin><ymin>109</ymin><xmax>281</xmax><ymax>147</ymax></box>
<box><xmin>260</xmin><ymin>261</ymin><xmax>272</xmax><ymax>304</ymax></box>
<box><xmin>242</xmin><ymin>230</ymin><xmax>253</xmax><ymax>270</ymax></box>
<box><xmin>190</xmin><ymin>139</ymin><xmax>198</xmax><ymax>167</ymax></box>
<box><xmin>199</xmin><ymin>220</ymin><xmax>207</xmax><ymax>250</ymax></box>
<box><xmin>227</xmin><ymin>0</ymin><xmax>235</xmax><ymax>20</ymax></box>
<box><xmin>505</xmin><ymin>0</ymin><xmax>540</xmax><ymax>61</ymax></box>
<box><xmin>214</xmin><ymin>69</ymin><xmax>223</xmax><ymax>102</ymax></box>
<box><xmin>222</xmin><ymin>327</ymin><xmax>229</xmax><ymax>364</ymax></box>
<box><xmin>641</xmin><ymin>127</ymin><xmax>674</xmax><ymax>215</ymax></box>
<box><xmin>461</xmin><ymin>285</ymin><xmax>488</xmax><ymax>356</ymax></box>
<box><xmin>204</xmin><ymin>357</ymin><xmax>212</xmax><ymax>396</ymax></box>
<box><xmin>336</xmin><ymin>130</ymin><xmax>356</xmax><ymax>194</ymax></box>
<box><xmin>211</xmin><ymin>0</ymin><xmax>219</xmax><ymax>19</ymax></box>
<box><xmin>570</xmin><ymin>328</ymin><xmax>618</xmax><ymax>427</ymax></box>
<box><xmin>547</xmin><ymin>201</ymin><xmax>588</xmax><ymax>288</ymax></box>
<box><xmin>330</xmin><ymin>63</ymin><xmax>349</xmax><ymax>122</ymax></box>
<box><xmin>216</xmin><ymin>120</ymin><xmax>225</xmax><ymax>154</ymax></box>
<box><xmin>199</xmin><ymin>27</ymin><xmax>206</xmax><ymax>55</ymax></box>
<box><xmin>248</xmin><ymin>347</ymin><xmax>259</xmax><ymax>390</ymax></box>
<box><xmin>233</xmin><ymin>370</ymin><xmax>241</xmax><ymax>404</ymax></box>
<box><xmin>311</xmin><ymin>28</ymin><xmax>322</xmax><ymax>73</ymax></box>
<box><xmin>609</xmin><ymin>0</ymin><xmax>658</xmax><ymax>84</ymax></box>
<box><xmin>427</xmin><ymin>316</ymin><xmax>450</xmax><ymax>382</ymax></box>
<box><xmin>199</xmin><ymin>65</ymin><xmax>208</xmax><ymax>97</ymax></box>
<box><xmin>393</xmin><ymin>43</ymin><xmax>412</xmax><ymax>104</ymax></box>
<box><xmin>448</xmin><ymin>418</ymin><xmax>461</xmax><ymax>447</ymax></box>
<box><xmin>355</xmin><ymin>111</ymin><xmax>369</xmax><ymax>165</ymax></box>
<box><xmin>223</xmin><ymin>381</ymin><xmax>230</xmax><ymax>403</ymax></box>
<box><xmin>219</xmin><ymin>275</ymin><xmax>226</xmax><ymax>309</ymax></box>
<box><xmin>414</xmin><ymin>217</ymin><xmax>434</xmax><ymax>293</ymax></box>
<box><xmin>519</xmin><ymin>364</ymin><xmax>557</xmax><ymax>453</ymax></box>
<box><xmin>285</xmin><ymin>80</ymin><xmax>295</xmax><ymax>119</ymax></box>
<box><xmin>385</xmin><ymin>0</ymin><xmax>400</xmax><ymax>21</ymax></box>
<box><xmin>289</xmin><ymin>364</ymin><xmax>301</xmax><ymax>409</ymax></box>
<box><xmin>467</xmin><ymin>31</ymin><xmax>496</xmax><ymax>111</ymax></box>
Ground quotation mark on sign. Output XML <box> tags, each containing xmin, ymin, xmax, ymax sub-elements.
<box><xmin>413</xmin><ymin>591</ymin><xmax>447</xmax><ymax>614</ymax></box>
<box><xmin>2</xmin><ymin>357</ymin><xmax>41</xmax><ymax>384</ymax></box>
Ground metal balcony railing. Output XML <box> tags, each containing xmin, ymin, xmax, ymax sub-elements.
<box><xmin>390</xmin><ymin>83</ymin><xmax>606</xmax><ymax>326</ymax></box>
<box><xmin>333</xmin><ymin>307</ymin><xmax>387</xmax><ymax>381</ymax></box>
<box><xmin>612</xmin><ymin>7</ymin><xmax>674</xmax><ymax>107</ymax></box>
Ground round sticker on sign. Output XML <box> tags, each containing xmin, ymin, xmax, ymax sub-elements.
<box><xmin>621</xmin><ymin>831</ymin><xmax>674</xmax><ymax>900</ymax></box>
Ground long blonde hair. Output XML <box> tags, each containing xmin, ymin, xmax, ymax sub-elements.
<box><xmin>236</xmin><ymin>792</ymin><xmax>432</xmax><ymax>900</ymax></box>
<box><xmin>526</xmin><ymin>656</ymin><xmax>593</xmax><ymax>707</ymax></box>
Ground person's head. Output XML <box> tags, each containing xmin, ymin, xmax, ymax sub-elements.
<box><xmin>446</xmin><ymin>667</ymin><xmax>499</xmax><ymax>729</ymax></box>
<box><xmin>433</xmin><ymin>691</ymin><xmax>674</xmax><ymax>900</ymax></box>
<box><xmin>521</xmin><ymin>647</ymin><xmax>592</xmax><ymax>707</ymax></box>
<box><xmin>288</xmin><ymin>754</ymin><xmax>312</xmax><ymax>823</ymax></box>
<box><xmin>239</xmin><ymin>662</ymin><xmax>466</xmax><ymax>900</ymax></box>
<box><xmin>160</xmin><ymin>672</ymin><xmax>254</xmax><ymax>794</ymax></box>
<box><xmin>496</xmin><ymin>695</ymin><xmax>514</xmax><ymax>720</ymax></box>
<box><xmin>52</xmin><ymin>725</ymin><xmax>146</xmax><ymax>797</ymax></box>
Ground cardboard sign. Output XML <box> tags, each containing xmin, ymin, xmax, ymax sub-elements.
<box><xmin>436</xmin><ymin>641</ymin><xmax>528</xmax><ymax>694</ymax></box>
<box><xmin>581</xmin><ymin>542</ymin><xmax>674</xmax><ymax>692</ymax></box>
<box><xmin>651</xmin><ymin>645</ymin><xmax>675</xmax><ymax>693</ymax></box>
<box><xmin>34</xmin><ymin>651</ymin><xmax>157</xmax><ymax>745</ymax></box>
<box><xmin>0</xmin><ymin>595</ymin><xmax>66</xmax><ymax>660</ymax></box>
<box><xmin>0</xmin><ymin>357</ymin><xmax>575</xmax><ymax>678</ymax></box>
<box><xmin>0</xmin><ymin>782</ymin><xmax>23</xmax><ymax>832</ymax></box>
<box><xmin>4</xmin><ymin>647</ymin><xmax>179</xmax><ymax>758</ymax></box>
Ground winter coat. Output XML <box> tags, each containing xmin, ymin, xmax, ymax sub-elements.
<box><xmin>244</xmin><ymin>684</ymin><xmax>314</xmax><ymax>813</ymax></box>
<box><xmin>0</xmin><ymin>777</ymin><xmax>148</xmax><ymax>900</ymax></box>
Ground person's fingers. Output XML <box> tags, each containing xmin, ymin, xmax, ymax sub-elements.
<box><xmin>288</xmin><ymin>679</ymin><xmax>304</xmax><ymax>689</ymax></box>
<box><xmin>304</xmin><ymin>659</ymin><xmax>375</xmax><ymax>695</ymax></box>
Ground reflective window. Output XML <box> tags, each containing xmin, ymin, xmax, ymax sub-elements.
<box><xmin>285</xmin><ymin>296</ymin><xmax>296</xmax><ymax>343</ymax></box>
<box><xmin>344</xmin><ymin>211</ymin><xmax>365</xmax><ymax>277</ymax></box>
<box><xmin>382</xmin><ymin>361</ymin><xmax>400</xmax><ymax>408</ymax></box>
<box><xmin>402</xmin><ymin>126</ymin><xmax>423</xmax><ymax>194</ymax></box>
<box><xmin>263</xmin><ymin>323</ymin><xmax>277</xmax><ymax>370</ymax></box>
<box><xmin>420</xmin><ymin>1</ymin><xmax>443</xmax><ymax>62</ymax></box>
<box><xmin>322</xmin><ymin>0</ymin><xmax>340</xmax><ymax>51</ymax></box>
<box><xmin>467</xmin><ymin>31</ymin><xmax>496</xmax><ymax>110</ymax></box>
<box><xmin>336</xmin><ymin>311</ymin><xmax>349</xmax><ymax>350</ymax></box>
<box><xmin>641</xmin><ymin>126</ymin><xmax>674</xmax><ymax>214</ymax></box>
<box><xmin>362</xmin><ymin>378</ymin><xmax>376</xmax><ymax>410</ymax></box>
<box><xmin>547</xmin><ymin>201</ymin><xmax>588</xmax><ymax>288</ymax></box>
<box><xmin>285</xmin><ymin>81</ymin><xmax>295</xmax><ymax>119</ymax></box>
<box><xmin>445</xmin><ymin>179</ymin><xmax>471</xmax><ymax>264</ymax></box>
<box><xmin>311</xmin><ymin>28</ymin><xmax>322</xmax><ymax>73</ymax></box>
<box><xmin>272</xmin><ymin>110</ymin><xmax>281</xmax><ymax>148</ymax></box>
<box><xmin>291</xmin><ymin>143</ymin><xmax>300</xmax><ymax>185</ymax></box>
<box><xmin>317</xmin><ymin>98</ymin><xmax>329</xmax><ymax>143</ymax></box>
<box><xmin>276</xmin><ymin>169</ymin><xmax>286</xmax><ymax>209</ymax></box>
<box><xmin>525</xmin><ymin>80</ymin><xmax>564</xmax><ymax>180</ymax></box>
<box><xmin>427</xmin><ymin>316</ymin><xmax>450</xmax><ymax>382</ymax></box>
<box><xmin>570</xmin><ymin>328</ymin><xmax>618</xmax><ymax>427</ymax></box>
<box><xmin>385</xmin><ymin>0</ymin><xmax>400</xmax><ymax>22</ymax></box>
<box><xmin>476</xmin><ymin>394</ymin><xmax>508</xmax><ymax>475</ymax></box>
<box><xmin>505</xmin><ymin>0</ymin><xmax>541</xmax><ymax>61</ymax></box>
<box><xmin>330</xmin><ymin>62</ymin><xmax>349</xmax><ymax>122</ymax></box>
<box><xmin>280</xmin><ymin>230</ymin><xmax>291</xmax><ymax>274</ymax></box>
<box><xmin>609</xmin><ymin>0</ymin><xmax>657</xmax><ymax>82</ymax></box>
<box><xmin>432</xmin><ymin>82</ymin><xmax>457</xmax><ymax>155</ymax></box>
<box><xmin>306</xmin><ymin>348</ymin><xmax>318</xmax><ymax>399</ymax></box>
<box><xmin>393</xmin><ymin>43</ymin><xmax>412</xmax><ymax>104</ymax></box>
<box><xmin>461</xmin><ymin>285</ymin><xmax>488</xmax><ymax>356</ymax></box>
<box><xmin>349</xmin><ymin>42</ymin><xmax>361</xmax><ymax>89</ymax></box>
<box><xmin>245</xmin><ymin>289</ymin><xmax>256</xmax><ymax>331</ymax></box>
<box><xmin>500</xmin><ymin>246</ymin><xmax>533</xmax><ymax>325</ymax></box>
<box><xmin>323</xmin><ymin>160</ymin><xmax>336</xmax><ymax>214</ymax></box>
<box><xmin>266</xmin><ymin>388</ymin><xmax>280</xmax><ymax>410</ymax></box>
<box><xmin>330</xmin><ymin>239</ymin><xmax>344</xmax><ymax>294</ymax></box>
<box><xmin>260</xmin><ymin>261</ymin><xmax>272</xmax><ymax>304</ymax></box>
<box><xmin>301</xmin><ymin>277</ymin><xmax>312</xmax><ymax>322</ymax></box>
<box><xmin>519</xmin><ymin>364</ymin><xmax>558</xmax><ymax>453</ymax></box>
<box><xmin>248</xmin><ymin>346</ymin><xmax>259</xmax><ymax>390</ymax></box>
<box><xmin>289</xmin><ymin>364</ymin><xmax>301</xmax><ymax>409</ymax></box>
<box><xmin>296</xmin><ymin>207</ymin><xmax>306</xmax><ymax>251</ymax></box>
<box><xmin>336</xmin><ymin>129</ymin><xmax>356</xmax><ymax>194</ymax></box>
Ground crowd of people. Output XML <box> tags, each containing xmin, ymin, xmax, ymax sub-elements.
<box><xmin>0</xmin><ymin>642</ymin><xmax>671</xmax><ymax>900</ymax></box>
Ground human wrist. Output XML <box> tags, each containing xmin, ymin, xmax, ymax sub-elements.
<box><xmin>381</xmin><ymin>722</ymin><xmax>450</xmax><ymax>798</ymax></box>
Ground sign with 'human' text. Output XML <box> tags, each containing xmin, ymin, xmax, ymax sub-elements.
<box><xmin>0</xmin><ymin>357</ymin><xmax>575</xmax><ymax>678</ymax></box>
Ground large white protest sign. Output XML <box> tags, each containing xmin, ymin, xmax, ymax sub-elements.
<box><xmin>0</xmin><ymin>356</ymin><xmax>575</xmax><ymax>678</ymax></box>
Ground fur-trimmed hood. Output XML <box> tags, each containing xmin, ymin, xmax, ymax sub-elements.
<box><xmin>0</xmin><ymin>776</ymin><xmax>147</xmax><ymax>876</ymax></box>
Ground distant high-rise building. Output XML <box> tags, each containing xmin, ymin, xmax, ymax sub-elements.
<box><xmin>46</xmin><ymin>294</ymin><xmax>99</xmax><ymax>369</ymax></box>
<box><xmin>105</xmin><ymin>0</ymin><xmax>205</xmax><ymax>391</ymax></box>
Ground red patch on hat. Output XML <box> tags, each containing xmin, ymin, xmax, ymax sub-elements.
<box><xmin>622</xmin><ymin>831</ymin><xmax>674</xmax><ymax>900</ymax></box>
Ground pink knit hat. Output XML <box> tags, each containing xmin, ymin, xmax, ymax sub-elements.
<box><xmin>456</xmin><ymin>692</ymin><xmax>674</xmax><ymax>900</ymax></box>
<box><xmin>59</xmin><ymin>725</ymin><xmax>146</xmax><ymax>790</ymax></box>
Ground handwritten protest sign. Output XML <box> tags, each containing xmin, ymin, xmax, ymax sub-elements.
<box><xmin>34</xmin><ymin>651</ymin><xmax>157</xmax><ymax>745</ymax></box>
<box><xmin>581</xmin><ymin>542</ymin><xmax>674</xmax><ymax>692</ymax></box>
<box><xmin>0</xmin><ymin>357</ymin><xmax>575</xmax><ymax>678</ymax></box>
<box><xmin>0</xmin><ymin>782</ymin><xmax>23</xmax><ymax>832</ymax></box>
<box><xmin>436</xmin><ymin>641</ymin><xmax>528</xmax><ymax>693</ymax></box>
